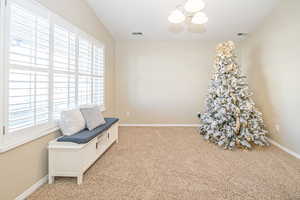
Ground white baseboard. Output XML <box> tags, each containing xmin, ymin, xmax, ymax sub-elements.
<box><xmin>120</xmin><ymin>124</ymin><xmax>200</xmax><ymax>127</ymax></box>
<box><xmin>269</xmin><ymin>139</ymin><xmax>300</xmax><ymax>159</ymax></box>
<box><xmin>15</xmin><ymin>175</ymin><xmax>48</xmax><ymax>200</ymax></box>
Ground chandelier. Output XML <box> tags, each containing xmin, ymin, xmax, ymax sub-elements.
<box><xmin>168</xmin><ymin>0</ymin><xmax>208</xmax><ymax>25</ymax></box>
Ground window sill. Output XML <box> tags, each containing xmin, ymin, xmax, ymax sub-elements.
<box><xmin>0</xmin><ymin>126</ymin><xmax>60</xmax><ymax>153</ymax></box>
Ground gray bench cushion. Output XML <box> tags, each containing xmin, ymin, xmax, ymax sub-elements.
<box><xmin>57</xmin><ymin>118</ymin><xmax>119</xmax><ymax>144</ymax></box>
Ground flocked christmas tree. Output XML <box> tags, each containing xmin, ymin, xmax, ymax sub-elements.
<box><xmin>198</xmin><ymin>41</ymin><xmax>269</xmax><ymax>150</ymax></box>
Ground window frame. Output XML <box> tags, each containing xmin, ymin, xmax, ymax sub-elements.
<box><xmin>0</xmin><ymin>0</ymin><xmax>106</xmax><ymax>152</ymax></box>
<box><xmin>0</xmin><ymin>0</ymin><xmax>6</xmax><ymax>147</ymax></box>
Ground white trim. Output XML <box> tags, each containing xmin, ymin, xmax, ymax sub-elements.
<box><xmin>48</xmin><ymin>14</ymin><xmax>54</xmax><ymax>122</ymax></box>
<box><xmin>15</xmin><ymin>175</ymin><xmax>48</xmax><ymax>200</ymax></box>
<box><xmin>120</xmin><ymin>124</ymin><xmax>200</xmax><ymax>127</ymax></box>
<box><xmin>269</xmin><ymin>138</ymin><xmax>300</xmax><ymax>159</ymax></box>
<box><xmin>3</xmin><ymin>0</ymin><xmax>10</xmax><ymax>137</ymax></box>
<box><xmin>0</xmin><ymin>126</ymin><xmax>59</xmax><ymax>153</ymax></box>
<box><xmin>0</xmin><ymin>0</ymin><xmax>6</xmax><ymax>145</ymax></box>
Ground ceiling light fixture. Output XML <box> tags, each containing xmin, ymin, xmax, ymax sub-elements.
<box><xmin>191</xmin><ymin>12</ymin><xmax>208</xmax><ymax>24</ymax></box>
<box><xmin>168</xmin><ymin>0</ymin><xmax>208</xmax><ymax>28</ymax></box>
<box><xmin>168</xmin><ymin>9</ymin><xmax>186</xmax><ymax>24</ymax></box>
<box><xmin>184</xmin><ymin>0</ymin><xmax>205</xmax><ymax>13</ymax></box>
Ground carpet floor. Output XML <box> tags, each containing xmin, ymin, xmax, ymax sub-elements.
<box><xmin>29</xmin><ymin>127</ymin><xmax>300</xmax><ymax>200</ymax></box>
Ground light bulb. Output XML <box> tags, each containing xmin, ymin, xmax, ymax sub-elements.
<box><xmin>191</xmin><ymin>12</ymin><xmax>208</xmax><ymax>24</ymax></box>
<box><xmin>184</xmin><ymin>0</ymin><xmax>205</xmax><ymax>13</ymax></box>
<box><xmin>168</xmin><ymin>10</ymin><xmax>186</xmax><ymax>24</ymax></box>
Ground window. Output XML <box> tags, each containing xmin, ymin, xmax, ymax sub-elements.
<box><xmin>52</xmin><ymin>24</ymin><xmax>77</xmax><ymax>119</ymax></box>
<box><xmin>7</xmin><ymin>1</ymin><xmax>51</xmax><ymax>133</ymax></box>
<box><xmin>1</xmin><ymin>0</ymin><xmax>105</xmax><ymax>139</ymax></box>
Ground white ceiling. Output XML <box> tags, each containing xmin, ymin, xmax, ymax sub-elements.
<box><xmin>86</xmin><ymin>0</ymin><xmax>279</xmax><ymax>41</ymax></box>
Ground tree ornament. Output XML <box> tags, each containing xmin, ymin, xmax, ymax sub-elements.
<box><xmin>198</xmin><ymin>41</ymin><xmax>269</xmax><ymax>150</ymax></box>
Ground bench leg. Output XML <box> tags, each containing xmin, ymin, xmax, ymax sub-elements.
<box><xmin>77</xmin><ymin>174</ymin><xmax>83</xmax><ymax>185</ymax></box>
<box><xmin>49</xmin><ymin>175</ymin><xmax>54</xmax><ymax>184</ymax></box>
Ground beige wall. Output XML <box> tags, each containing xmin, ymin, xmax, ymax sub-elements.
<box><xmin>0</xmin><ymin>132</ymin><xmax>60</xmax><ymax>200</ymax></box>
<box><xmin>241</xmin><ymin>0</ymin><xmax>300</xmax><ymax>154</ymax></box>
<box><xmin>115</xmin><ymin>40</ymin><xmax>220</xmax><ymax>124</ymax></box>
<box><xmin>0</xmin><ymin>0</ymin><xmax>115</xmax><ymax>199</ymax></box>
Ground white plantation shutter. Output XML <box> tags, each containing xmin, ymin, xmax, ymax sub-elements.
<box><xmin>78</xmin><ymin>75</ymin><xmax>92</xmax><ymax>105</ymax></box>
<box><xmin>93</xmin><ymin>46</ymin><xmax>105</xmax><ymax>105</ymax></box>
<box><xmin>93</xmin><ymin>46</ymin><xmax>104</xmax><ymax>76</ymax></box>
<box><xmin>52</xmin><ymin>24</ymin><xmax>76</xmax><ymax>119</ymax></box>
<box><xmin>7</xmin><ymin>1</ymin><xmax>50</xmax><ymax>133</ymax></box>
<box><xmin>78</xmin><ymin>37</ymin><xmax>93</xmax><ymax>106</ymax></box>
<box><xmin>78</xmin><ymin>37</ymin><xmax>92</xmax><ymax>75</ymax></box>
<box><xmin>77</xmin><ymin>42</ymin><xmax>105</xmax><ymax>106</ymax></box>
<box><xmin>9</xmin><ymin>3</ymin><xmax>50</xmax><ymax>68</ymax></box>
<box><xmin>2</xmin><ymin>0</ymin><xmax>106</xmax><ymax>136</ymax></box>
<box><xmin>93</xmin><ymin>77</ymin><xmax>104</xmax><ymax>105</ymax></box>
<box><xmin>53</xmin><ymin>24</ymin><xmax>76</xmax><ymax>72</ymax></box>
<box><xmin>53</xmin><ymin>73</ymin><xmax>76</xmax><ymax>119</ymax></box>
<box><xmin>8</xmin><ymin>69</ymin><xmax>49</xmax><ymax>132</ymax></box>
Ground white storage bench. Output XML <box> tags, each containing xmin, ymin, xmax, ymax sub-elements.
<box><xmin>48</xmin><ymin>118</ymin><xmax>119</xmax><ymax>184</ymax></box>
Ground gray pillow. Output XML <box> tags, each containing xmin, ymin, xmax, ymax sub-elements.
<box><xmin>59</xmin><ymin>109</ymin><xmax>86</xmax><ymax>136</ymax></box>
<box><xmin>80</xmin><ymin>106</ymin><xmax>106</xmax><ymax>131</ymax></box>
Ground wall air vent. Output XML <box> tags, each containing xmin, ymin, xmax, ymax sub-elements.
<box><xmin>132</xmin><ymin>32</ymin><xmax>143</xmax><ymax>36</ymax></box>
<box><xmin>237</xmin><ymin>33</ymin><xmax>248</xmax><ymax>37</ymax></box>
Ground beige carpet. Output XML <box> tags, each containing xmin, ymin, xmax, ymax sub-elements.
<box><xmin>29</xmin><ymin>127</ymin><xmax>300</xmax><ymax>200</ymax></box>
